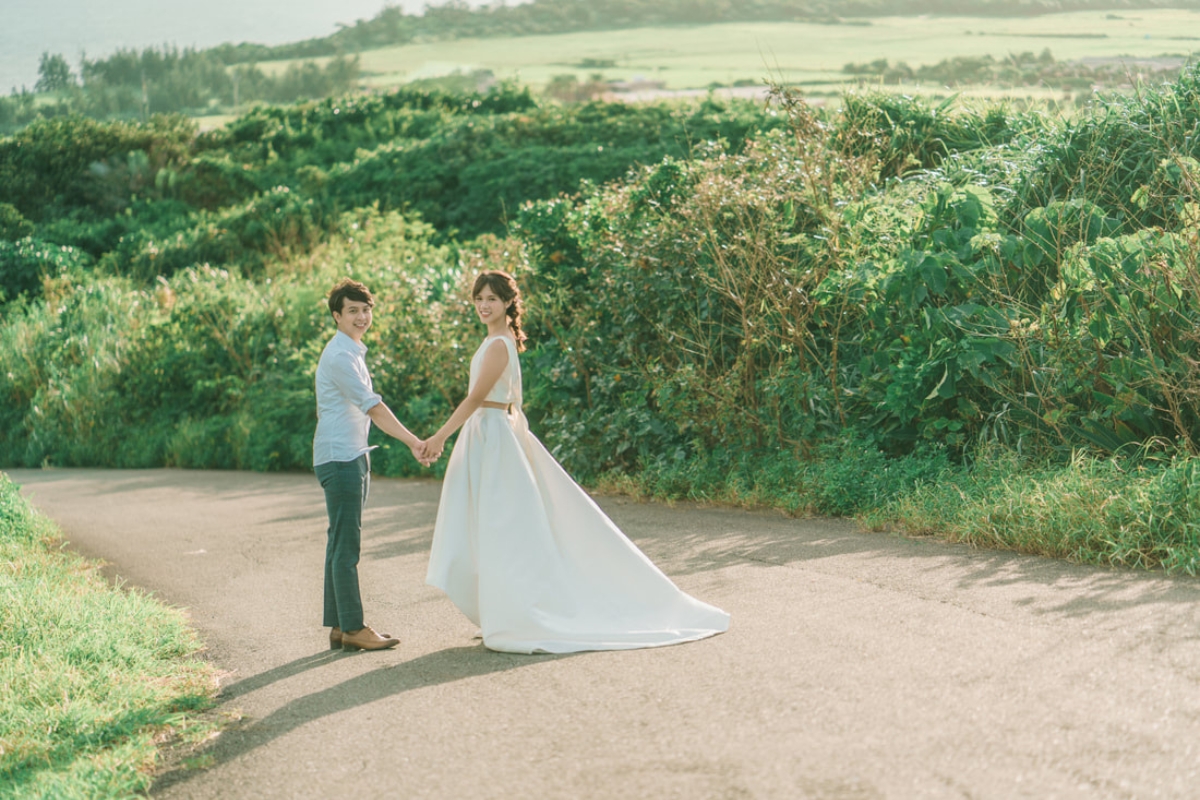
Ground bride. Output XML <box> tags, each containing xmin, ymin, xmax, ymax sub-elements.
<box><xmin>420</xmin><ymin>270</ymin><xmax>730</xmax><ymax>654</ymax></box>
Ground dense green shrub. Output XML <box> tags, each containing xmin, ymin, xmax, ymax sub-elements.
<box><xmin>0</xmin><ymin>115</ymin><xmax>196</xmax><ymax>220</ymax></box>
<box><xmin>195</xmin><ymin>83</ymin><xmax>539</xmax><ymax>168</ymax></box>
<box><xmin>0</xmin><ymin>237</ymin><xmax>93</xmax><ymax>304</ymax></box>
<box><xmin>1009</xmin><ymin>65</ymin><xmax>1200</xmax><ymax>233</ymax></box>
<box><xmin>620</xmin><ymin>429</ymin><xmax>951</xmax><ymax>516</ymax></box>
<box><xmin>509</xmin><ymin>74</ymin><xmax>1200</xmax><ymax>478</ymax></box>
<box><xmin>98</xmin><ymin>187</ymin><xmax>332</xmax><ymax>279</ymax></box>
<box><xmin>835</xmin><ymin>90</ymin><xmax>1043</xmax><ymax>178</ymax></box>
<box><xmin>4</xmin><ymin>88</ymin><xmax>781</xmax><ymax>282</ymax></box>
<box><xmin>0</xmin><ymin>203</ymin><xmax>34</xmax><ymax>241</ymax></box>
<box><xmin>513</xmin><ymin>89</ymin><xmax>1027</xmax><ymax>472</ymax></box>
<box><xmin>32</xmin><ymin>199</ymin><xmax>196</xmax><ymax>259</ymax></box>
<box><xmin>0</xmin><ymin>209</ymin><xmax>465</xmax><ymax>474</ymax></box>
<box><xmin>223</xmin><ymin>92</ymin><xmax>783</xmax><ymax>239</ymax></box>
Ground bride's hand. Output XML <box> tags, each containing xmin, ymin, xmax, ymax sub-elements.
<box><xmin>410</xmin><ymin>439</ymin><xmax>432</xmax><ymax>466</ymax></box>
<box><xmin>423</xmin><ymin>435</ymin><xmax>445</xmax><ymax>464</ymax></box>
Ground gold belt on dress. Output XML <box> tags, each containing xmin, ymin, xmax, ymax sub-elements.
<box><xmin>481</xmin><ymin>401</ymin><xmax>512</xmax><ymax>411</ymax></box>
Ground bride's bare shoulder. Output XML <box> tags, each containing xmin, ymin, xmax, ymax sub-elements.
<box><xmin>481</xmin><ymin>336</ymin><xmax>512</xmax><ymax>359</ymax></box>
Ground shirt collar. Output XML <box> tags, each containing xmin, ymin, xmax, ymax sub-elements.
<box><xmin>334</xmin><ymin>329</ymin><xmax>368</xmax><ymax>355</ymax></box>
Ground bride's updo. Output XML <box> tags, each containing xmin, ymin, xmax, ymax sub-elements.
<box><xmin>473</xmin><ymin>270</ymin><xmax>527</xmax><ymax>352</ymax></box>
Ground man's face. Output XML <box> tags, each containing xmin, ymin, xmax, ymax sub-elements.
<box><xmin>333</xmin><ymin>299</ymin><xmax>373</xmax><ymax>342</ymax></box>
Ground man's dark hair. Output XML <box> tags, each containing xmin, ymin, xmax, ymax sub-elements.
<box><xmin>328</xmin><ymin>278</ymin><xmax>374</xmax><ymax>315</ymax></box>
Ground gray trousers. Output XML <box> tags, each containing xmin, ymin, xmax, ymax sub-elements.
<box><xmin>315</xmin><ymin>454</ymin><xmax>369</xmax><ymax>631</ymax></box>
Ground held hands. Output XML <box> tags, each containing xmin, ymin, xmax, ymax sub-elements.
<box><xmin>418</xmin><ymin>435</ymin><xmax>445</xmax><ymax>466</ymax></box>
<box><xmin>410</xmin><ymin>439</ymin><xmax>439</xmax><ymax>468</ymax></box>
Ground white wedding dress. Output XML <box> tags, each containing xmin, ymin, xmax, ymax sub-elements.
<box><xmin>426</xmin><ymin>334</ymin><xmax>730</xmax><ymax>654</ymax></box>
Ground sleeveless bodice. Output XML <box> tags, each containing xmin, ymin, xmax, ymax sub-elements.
<box><xmin>469</xmin><ymin>335</ymin><xmax>521</xmax><ymax>406</ymax></box>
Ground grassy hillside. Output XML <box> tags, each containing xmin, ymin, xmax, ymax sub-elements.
<box><xmin>298</xmin><ymin>10</ymin><xmax>1200</xmax><ymax>95</ymax></box>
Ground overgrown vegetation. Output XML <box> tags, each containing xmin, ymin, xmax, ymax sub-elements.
<box><xmin>3</xmin><ymin>58</ymin><xmax>1200</xmax><ymax>573</ymax></box>
<box><xmin>863</xmin><ymin>447</ymin><xmax>1200</xmax><ymax>573</ymax></box>
<box><xmin>0</xmin><ymin>473</ymin><xmax>218</xmax><ymax>797</ymax></box>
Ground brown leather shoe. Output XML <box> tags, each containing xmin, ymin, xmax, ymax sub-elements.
<box><xmin>330</xmin><ymin>626</ymin><xmax>395</xmax><ymax>650</ymax></box>
<box><xmin>340</xmin><ymin>626</ymin><xmax>400</xmax><ymax>652</ymax></box>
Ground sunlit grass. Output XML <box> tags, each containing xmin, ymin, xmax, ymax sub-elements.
<box><xmin>862</xmin><ymin>449</ymin><xmax>1200</xmax><ymax>574</ymax></box>
<box><xmin>0</xmin><ymin>473</ymin><xmax>219</xmax><ymax>799</ymax></box>
<box><xmin>256</xmin><ymin>9</ymin><xmax>1200</xmax><ymax>95</ymax></box>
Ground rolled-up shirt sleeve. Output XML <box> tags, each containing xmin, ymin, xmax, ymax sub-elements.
<box><xmin>328</xmin><ymin>350</ymin><xmax>383</xmax><ymax>413</ymax></box>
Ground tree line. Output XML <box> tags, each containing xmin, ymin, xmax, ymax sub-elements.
<box><xmin>1</xmin><ymin>48</ymin><xmax>359</xmax><ymax>132</ymax></box>
<box><xmin>843</xmin><ymin>48</ymin><xmax>1195</xmax><ymax>97</ymax></box>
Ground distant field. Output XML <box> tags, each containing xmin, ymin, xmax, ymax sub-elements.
<box><xmin>255</xmin><ymin>9</ymin><xmax>1200</xmax><ymax>98</ymax></box>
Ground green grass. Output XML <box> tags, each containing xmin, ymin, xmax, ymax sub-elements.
<box><xmin>258</xmin><ymin>9</ymin><xmax>1200</xmax><ymax>96</ymax></box>
<box><xmin>596</xmin><ymin>439</ymin><xmax>1200</xmax><ymax>575</ymax></box>
<box><xmin>862</xmin><ymin>449</ymin><xmax>1200</xmax><ymax>574</ymax></box>
<box><xmin>0</xmin><ymin>473</ymin><xmax>218</xmax><ymax>800</ymax></box>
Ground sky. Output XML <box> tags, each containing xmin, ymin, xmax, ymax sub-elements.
<box><xmin>1</xmin><ymin>0</ymin><xmax>506</xmax><ymax>92</ymax></box>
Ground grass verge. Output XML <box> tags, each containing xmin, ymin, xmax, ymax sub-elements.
<box><xmin>863</xmin><ymin>449</ymin><xmax>1200</xmax><ymax>574</ymax></box>
<box><xmin>0</xmin><ymin>472</ymin><xmax>219</xmax><ymax>800</ymax></box>
<box><xmin>596</xmin><ymin>438</ymin><xmax>1200</xmax><ymax>575</ymax></box>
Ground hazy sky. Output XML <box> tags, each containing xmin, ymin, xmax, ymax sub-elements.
<box><xmin>1</xmin><ymin>0</ymin><xmax>508</xmax><ymax>92</ymax></box>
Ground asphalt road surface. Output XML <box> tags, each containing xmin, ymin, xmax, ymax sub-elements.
<box><xmin>10</xmin><ymin>468</ymin><xmax>1200</xmax><ymax>799</ymax></box>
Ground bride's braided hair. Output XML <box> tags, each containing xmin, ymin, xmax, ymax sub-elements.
<box><xmin>473</xmin><ymin>270</ymin><xmax>527</xmax><ymax>352</ymax></box>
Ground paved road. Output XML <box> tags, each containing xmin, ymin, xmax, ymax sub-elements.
<box><xmin>10</xmin><ymin>468</ymin><xmax>1200</xmax><ymax>799</ymax></box>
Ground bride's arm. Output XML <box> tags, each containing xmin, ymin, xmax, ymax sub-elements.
<box><xmin>424</xmin><ymin>339</ymin><xmax>509</xmax><ymax>457</ymax></box>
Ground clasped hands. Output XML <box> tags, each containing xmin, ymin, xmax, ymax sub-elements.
<box><xmin>411</xmin><ymin>437</ymin><xmax>444</xmax><ymax>468</ymax></box>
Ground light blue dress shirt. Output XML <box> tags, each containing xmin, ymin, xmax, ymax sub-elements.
<box><xmin>313</xmin><ymin>331</ymin><xmax>383</xmax><ymax>467</ymax></box>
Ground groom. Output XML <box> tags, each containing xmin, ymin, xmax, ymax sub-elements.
<box><xmin>314</xmin><ymin>278</ymin><xmax>431</xmax><ymax>652</ymax></box>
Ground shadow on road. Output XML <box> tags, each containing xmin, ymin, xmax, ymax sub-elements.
<box><xmin>152</xmin><ymin>645</ymin><xmax>568</xmax><ymax>794</ymax></box>
<box><xmin>217</xmin><ymin>651</ymin><xmax>348</xmax><ymax>701</ymax></box>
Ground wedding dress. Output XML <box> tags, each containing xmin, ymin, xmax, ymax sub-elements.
<box><xmin>426</xmin><ymin>334</ymin><xmax>730</xmax><ymax>654</ymax></box>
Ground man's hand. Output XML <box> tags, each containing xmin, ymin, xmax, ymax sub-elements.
<box><xmin>419</xmin><ymin>436</ymin><xmax>445</xmax><ymax>465</ymax></box>
<box><xmin>410</xmin><ymin>439</ymin><xmax>435</xmax><ymax>467</ymax></box>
